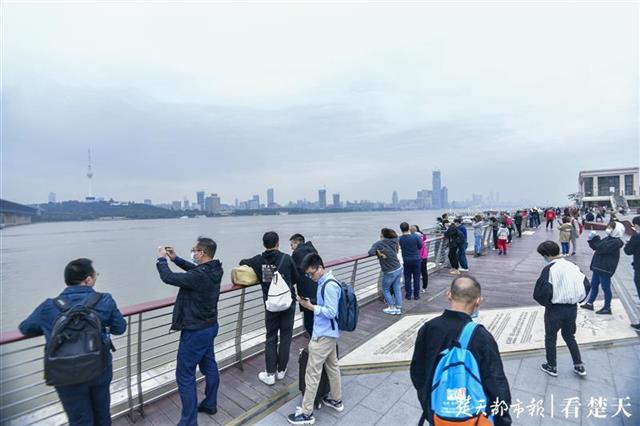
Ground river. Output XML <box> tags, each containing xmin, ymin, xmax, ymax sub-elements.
<box><xmin>0</xmin><ymin>210</ymin><xmax>452</xmax><ymax>331</ymax></box>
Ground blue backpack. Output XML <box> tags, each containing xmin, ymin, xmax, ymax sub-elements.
<box><xmin>431</xmin><ymin>321</ymin><xmax>492</xmax><ymax>425</ymax></box>
<box><xmin>321</xmin><ymin>279</ymin><xmax>358</xmax><ymax>332</ymax></box>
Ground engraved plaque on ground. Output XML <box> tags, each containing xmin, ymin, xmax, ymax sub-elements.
<box><xmin>339</xmin><ymin>299</ymin><xmax>636</xmax><ymax>368</ymax></box>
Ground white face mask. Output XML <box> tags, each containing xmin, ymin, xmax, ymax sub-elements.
<box><xmin>190</xmin><ymin>252</ymin><xmax>199</xmax><ymax>264</ymax></box>
<box><xmin>605</xmin><ymin>228</ymin><xmax>612</xmax><ymax>236</ymax></box>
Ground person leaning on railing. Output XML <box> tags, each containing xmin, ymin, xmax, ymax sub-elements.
<box><xmin>19</xmin><ymin>258</ymin><xmax>127</xmax><ymax>426</ymax></box>
<box><xmin>156</xmin><ymin>237</ymin><xmax>223</xmax><ymax>425</ymax></box>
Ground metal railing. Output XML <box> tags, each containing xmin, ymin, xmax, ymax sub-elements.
<box><xmin>0</xmin><ymin>235</ymin><xmax>450</xmax><ymax>426</ymax></box>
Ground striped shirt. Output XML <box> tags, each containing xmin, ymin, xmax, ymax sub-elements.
<box><xmin>548</xmin><ymin>258</ymin><xmax>587</xmax><ymax>304</ymax></box>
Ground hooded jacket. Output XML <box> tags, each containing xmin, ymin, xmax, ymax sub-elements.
<box><xmin>588</xmin><ymin>231</ymin><xmax>624</xmax><ymax>277</ymax></box>
<box><xmin>157</xmin><ymin>257</ymin><xmax>223</xmax><ymax>331</ymax></box>
<box><xmin>240</xmin><ymin>250</ymin><xmax>298</xmax><ymax>302</ymax></box>
<box><xmin>624</xmin><ymin>232</ymin><xmax>640</xmax><ymax>270</ymax></box>
<box><xmin>558</xmin><ymin>223</ymin><xmax>573</xmax><ymax>243</ymax></box>
<box><xmin>368</xmin><ymin>237</ymin><xmax>401</xmax><ymax>273</ymax></box>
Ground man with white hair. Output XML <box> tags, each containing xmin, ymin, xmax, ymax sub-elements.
<box><xmin>580</xmin><ymin>222</ymin><xmax>625</xmax><ymax>315</ymax></box>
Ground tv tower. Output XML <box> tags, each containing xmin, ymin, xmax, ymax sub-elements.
<box><xmin>87</xmin><ymin>149</ymin><xmax>94</xmax><ymax>199</ymax></box>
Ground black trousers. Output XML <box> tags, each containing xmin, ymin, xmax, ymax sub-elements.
<box><xmin>544</xmin><ymin>304</ymin><xmax>582</xmax><ymax>367</ymax></box>
<box><xmin>420</xmin><ymin>259</ymin><xmax>429</xmax><ymax>290</ymax></box>
<box><xmin>492</xmin><ymin>229</ymin><xmax>499</xmax><ymax>249</ymax></box>
<box><xmin>546</xmin><ymin>219</ymin><xmax>554</xmax><ymax>230</ymax></box>
<box><xmin>634</xmin><ymin>269</ymin><xmax>640</xmax><ymax>303</ymax></box>
<box><xmin>264</xmin><ymin>304</ymin><xmax>296</xmax><ymax>373</ymax></box>
<box><xmin>515</xmin><ymin>223</ymin><xmax>522</xmax><ymax>237</ymax></box>
<box><xmin>448</xmin><ymin>245</ymin><xmax>459</xmax><ymax>269</ymax></box>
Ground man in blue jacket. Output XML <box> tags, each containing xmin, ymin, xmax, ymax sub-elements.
<box><xmin>288</xmin><ymin>253</ymin><xmax>344</xmax><ymax>425</ymax></box>
<box><xmin>19</xmin><ymin>258</ymin><xmax>127</xmax><ymax>425</ymax></box>
<box><xmin>157</xmin><ymin>237</ymin><xmax>223</xmax><ymax>426</ymax></box>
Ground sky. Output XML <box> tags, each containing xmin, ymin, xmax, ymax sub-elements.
<box><xmin>2</xmin><ymin>1</ymin><xmax>638</xmax><ymax>206</ymax></box>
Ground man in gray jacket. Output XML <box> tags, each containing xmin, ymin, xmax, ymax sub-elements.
<box><xmin>369</xmin><ymin>228</ymin><xmax>403</xmax><ymax>314</ymax></box>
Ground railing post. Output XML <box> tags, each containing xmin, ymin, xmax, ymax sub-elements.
<box><xmin>350</xmin><ymin>259</ymin><xmax>359</xmax><ymax>284</ymax></box>
<box><xmin>234</xmin><ymin>288</ymin><xmax>246</xmax><ymax>370</ymax></box>
<box><xmin>126</xmin><ymin>315</ymin><xmax>134</xmax><ymax>421</ymax></box>
<box><xmin>136</xmin><ymin>313</ymin><xmax>144</xmax><ymax>418</ymax></box>
<box><xmin>376</xmin><ymin>269</ymin><xmax>384</xmax><ymax>299</ymax></box>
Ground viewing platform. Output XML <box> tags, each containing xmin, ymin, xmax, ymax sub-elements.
<box><xmin>1</xmin><ymin>221</ymin><xmax>638</xmax><ymax>426</ymax></box>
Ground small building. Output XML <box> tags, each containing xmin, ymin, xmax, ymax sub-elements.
<box><xmin>0</xmin><ymin>199</ymin><xmax>38</xmax><ymax>227</ymax></box>
<box><xmin>578</xmin><ymin>167</ymin><xmax>640</xmax><ymax>210</ymax></box>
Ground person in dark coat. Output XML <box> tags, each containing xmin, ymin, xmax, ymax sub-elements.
<box><xmin>623</xmin><ymin>216</ymin><xmax>640</xmax><ymax>330</ymax></box>
<box><xmin>290</xmin><ymin>233</ymin><xmax>319</xmax><ymax>336</ymax></box>
<box><xmin>157</xmin><ymin>237</ymin><xmax>223</xmax><ymax>424</ymax></box>
<box><xmin>490</xmin><ymin>217</ymin><xmax>499</xmax><ymax>250</ymax></box>
<box><xmin>514</xmin><ymin>211</ymin><xmax>523</xmax><ymax>237</ymax></box>
<box><xmin>580</xmin><ymin>222</ymin><xmax>625</xmax><ymax>315</ymax></box>
<box><xmin>444</xmin><ymin>221</ymin><xmax>462</xmax><ymax>274</ymax></box>
<box><xmin>240</xmin><ymin>232</ymin><xmax>299</xmax><ymax>385</ymax></box>
<box><xmin>410</xmin><ymin>276</ymin><xmax>512</xmax><ymax>426</ymax></box>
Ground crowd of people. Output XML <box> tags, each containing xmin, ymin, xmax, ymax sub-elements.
<box><xmin>16</xmin><ymin>209</ymin><xmax>640</xmax><ymax>426</ymax></box>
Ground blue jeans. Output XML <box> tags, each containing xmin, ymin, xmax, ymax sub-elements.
<box><xmin>561</xmin><ymin>242</ymin><xmax>570</xmax><ymax>255</ymax></box>
<box><xmin>55</xmin><ymin>366</ymin><xmax>112</xmax><ymax>425</ymax></box>
<box><xmin>176</xmin><ymin>323</ymin><xmax>220</xmax><ymax>426</ymax></box>
<box><xmin>587</xmin><ymin>271</ymin><xmax>612</xmax><ymax>309</ymax></box>
<box><xmin>474</xmin><ymin>234</ymin><xmax>482</xmax><ymax>255</ymax></box>
<box><xmin>458</xmin><ymin>243</ymin><xmax>469</xmax><ymax>269</ymax></box>
<box><xmin>382</xmin><ymin>268</ymin><xmax>403</xmax><ymax>307</ymax></box>
<box><xmin>403</xmin><ymin>258</ymin><xmax>421</xmax><ymax>298</ymax></box>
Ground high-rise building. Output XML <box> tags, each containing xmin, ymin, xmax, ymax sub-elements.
<box><xmin>267</xmin><ymin>188</ymin><xmax>275</xmax><ymax>207</ymax></box>
<box><xmin>432</xmin><ymin>171</ymin><xmax>442</xmax><ymax>209</ymax></box>
<box><xmin>196</xmin><ymin>191</ymin><xmax>205</xmax><ymax>209</ymax></box>
<box><xmin>441</xmin><ymin>186</ymin><xmax>449</xmax><ymax>209</ymax></box>
<box><xmin>205</xmin><ymin>193</ymin><xmax>221</xmax><ymax>212</ymax></box>
<box><xmin>183</xmin><ymin>199</ymin><xmax>189</xmax><ymax>210</ymax></box>
<box><xmin>48</xmin><ymin>192</ymin><xmax>56</xmax><ymax>203</ymax></box>
<box><xmin>392</xmin><ymin>190</ymin><xmax>398</xmax><ymax>207</ymax></box>
<box><xmin>172</xmin><ymin>201</ymin><xmax>182</xmax><ymax>210</ymax></box>
<box><xmin>144</xmin><ymin>199</ymin><xmax>152</xmax><ymax>205</ymax></box>
<box><xmin>417</xmin><ymin>189</ymin><xmax>432</xmax><ymax>209</ymax></box>
<box><xmin>332</xmin><ymin>193</ymin><xmax>340</xmax><ymax>208</ymax></box>
<box><xmin>318</xmin><ymin>189</ymin><xmax>327</xmax><ymax>209</ymax></box>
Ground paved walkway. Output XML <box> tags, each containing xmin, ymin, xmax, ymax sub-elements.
<box><xmin>257</xmin><ymin>342</ymin><xmax>639</xmax><ymax>426</ymax></box>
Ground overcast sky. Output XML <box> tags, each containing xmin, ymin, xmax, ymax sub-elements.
<box><xmin>2</xmin><ymin>1</ymin><xmax>638</xmax><ymax>206</ymax></box>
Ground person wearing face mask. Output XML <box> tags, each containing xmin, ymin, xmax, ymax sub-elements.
<box><xmin>19</xmin><ymin>258</ymin><xmax>127</xmax><ymax>426</ymax></box>
<box><xmin>156</xmin><ymin>237</ymin><xmax>223</xmax><ymax>425</ymax></box>
<box><xmin>580</xmin><ymin>222</ymin><xmax>625</xmax><ymax>315</ymax></box>
<box><xmin>534</xmin><ymin>241</ymin><xmax>590</xmax><ymax>378</ymax></box>
<box><xmin>623</xmin><ymin>216</ymin><xmax>640</xmax><ymax>330</ymax></box>
<box><xmin>410</xmin><ymin>276</ymin><xmax>512</xmax><ymax>426</ymax></box>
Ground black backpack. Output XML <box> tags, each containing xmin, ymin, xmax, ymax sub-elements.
<box><xmin>45</xmin><ymin>293</ymin><xmax>107</xmax><ymax>386</ymax></box>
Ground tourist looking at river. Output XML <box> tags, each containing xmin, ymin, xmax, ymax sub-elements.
<box><xmin>411</xmin><ymin>225</ymin><xmax>430</xmax><ymax>294</ymax></box>
<box><xmin>240</xmin><ymin>232</ymin><xmax>298</xmax><ymax>386</ymax></box>
<box><xmin>156</xmin><ymin>238</ymin><xmax>223</xmax><ymax>424</ymax></box>
<box><xmin>19</xmin><ymin>258</ymin><xmax>127</xmax><ymax>426</ymax></box>
<box><xmin>473</xmin><ymin>214</ymin><xmax>484</xmax><ymax>257</ymax></box>
<box><xmin>454</xmin><ymin>218</ymin><xmax>469</xmax><ymax>272</ymax></box>
<box><xmin>400</xmin><ymin>222</ymin><xmax>423</xmax><ymax>299</ymax></box>
<box><xmin>490</xmin><ymin>216</ymin><xmax>499</xmax><ymax>250</ymax></box>
<box><xmin>369</xmin><ymin>228</ymin><xmax>403</xmax><ymax>315</ymax></box>
<box><xmin>290</xmin><ymin>234</ymin><xmax>319</xmax><ymax>337</ymax></box>
<box><xmin>580</xmin><ymin>222</ymin><xmax>625</xmax><ymax>315</ymax></box>
<box><xmin>624</xmin><ymin>216</ymin><xmax>640</xmax><ymax>330</ymax></box>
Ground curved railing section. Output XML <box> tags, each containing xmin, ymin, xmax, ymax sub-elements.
<box><xmin>0</xmin><ymin>225</ymin><xmax>500</xmax><ymax>425</ymax></box>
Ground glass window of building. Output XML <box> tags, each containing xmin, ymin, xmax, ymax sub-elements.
<box><xmin>583</xmin><ymin>177</ymin><xmax>594</xmax><ymax>196</ymax></box>
<box><xmin>624</xmin><ymin>174</ymin><xmax>634</xmax><ymax>196</ymax></box>
<box><xmin>597</xmin><ymin>176</ymin><xmax>620</xmax><ymax>196</ymax></box>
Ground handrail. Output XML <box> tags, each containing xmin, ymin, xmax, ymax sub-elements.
<box><xmin>0</xmin><ymin>252</ymin><xmax>387</xmax><ymax>346</ymax></box>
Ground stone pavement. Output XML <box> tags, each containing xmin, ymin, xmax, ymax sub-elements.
<box><xmin>256</xmin><ymin>341</ymin><xmax>639</xmax><ymax>426</ymax></box>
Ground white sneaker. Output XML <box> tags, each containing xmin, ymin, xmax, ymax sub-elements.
<box><xmin>383</xmin><ymin>307</ymin><xmax>396</xmax><ymax>315</ymax></box>
<box><xmin>420</xmin><ymin>288</ymin><xmax>426</xmax><ymax>294</ymax></box>
<box><xmin>459</xmin><ymin>268</ymin><xmax>469</xmax><ymax>272</ymax></box>
<box><xmin>258</xmin><ymin>371</ymin><xmax>275</xmax><ymax>385</ymax></box>
<box><xmin>393</xmin><ymin>308</ymin><xmax>402</xmax><ymax>315</ymax></box>
<box><xmin>276</xmin><ymin>369</ymin><xmax>287</xmax><ymax>380</ymax></box>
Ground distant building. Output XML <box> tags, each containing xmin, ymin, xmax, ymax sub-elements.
<box><xmin>48</xmin><ymin>192</ymin><xmax>56</xmax><ymax>203</ymax></box>
<box><xmin>172</xmin><ymin>201</ymin><xmax>182</xmax><ymax>210</ymax></box>
<box><xmin>196</xmin><ymin>191</ymin><xmax>205</xmax><ymax>209</ymax></box>
<box><xmin>183</xmin><ymin>199</ymin><xmax>189</xmax><ymax>210</ymax></box>
<box><xmin>432</xmin><ymin>171</ymin><xmax>442</xmax><ymax>209</ymax></box>
<box><xmin>318</xmin><ymin>189</ymin><xmax>327</xmax><ymax>209</ymax></box>
<box><xmin>579</xmin><ymin>167</ymin><xmax>640</xmax><ymax>210</ymax></box>
<box><xmin>441</xmin><ymin>186</ymin><xmax>449</xmax><ymax>209</ymax></box>
<box><xmin>144</xmin><ymin>199</ymin><xmax>152</xmax><ymax>205</ymax></box>
<box><xmin>416</xmin><ymin>189</ymin><xmax>432</xmax><ymax>210</ymax></box>
<box><xmin>0</xmin><ymin>199</ymin><xmax>38</xmax><ymax>227</ymax></box>
<box><xmin>392</xmin><ymin>190</ymin><xmax>399</xmax><ymax>207</ymax></box>
<box><xmin>205</xmin><ymin>193</ymin><xmax>222</xmax><ymax>213</ymax></box>
<box><xmin>332</xmin><ymin>193</ymin><xmax>341</xmax><ymax>208</ymax></box>
<box><xmin>472</xmin><ymin>193</ymin><xmax>483</xmax><ymax>205</ymax></box>
<box><xmin>267</xmin><ymin>188</ymin><xmax>275</xmax><ymax>207</ymax></box>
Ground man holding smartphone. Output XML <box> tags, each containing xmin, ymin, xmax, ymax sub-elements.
<box><xmin>156</xmin><ymin>237</ymin><xmax>223</xmax><ymax>426</ymax></box>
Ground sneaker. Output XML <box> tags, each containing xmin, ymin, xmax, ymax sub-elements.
<box><xmin>276</xmin><ymin>369</ymin><xmax>287</xmax><ymax>380</ymax></box>
<box><xmin>571</xmin><ymin>252</ymin><xmax>576</xmax><ymax>256</ymax></box>
<box><xmin>287</xmin><ymin>407</ymin><xmax>315</xmax><ymax>425</ymax></box>
<box><xmin>405</xmin><ymin>294</ymin><xmax>412</xmax><ymax>301</ymax></box>
<box><xmin>393</xmin><ymin>308</ymin><xmax>402</xmax><ymax>315</ymax></box>
<box><xmin>258</xmin><ymin>371</ymin><xmax>275</xmax><ymax>385</ymax></box>
<box><xmin>498</xmin><ymin>251</ymin><xmax>502</xmax><ymax>255</ymax></box>
<box><xmin>420</xmin><ymin>288</ymin><xmax>426</xmax><ymax>294</ymax></box>
<box><xmin>573</xmin><ymin>364</ymin><xmax>587</xmax><ymax>377</ymax></box>
<box><xmin>383</xmin><ymin>307</ymin><xmax>396</xmax><ymax>315</ymax></box>
<box><xmin>596</xmin><ymin>307</ymin><xmax>612</xmax><ymax>315</ymax></box>
<box><xmin>631</xmin><ymin>323</ymin><xmax>640</xmax><ymax>331</ymax></box>
<box><xmin>197</xmin><ymin>404</ymin><xmax>217</xmax><ymax>415</ymax></box>
<box><xmin>580</xmin><ymin>302</ymin><xmax>594</xmax><ymax>311</ymax></box>
<box><xmin>459</xmin><ymin>268</ymin><xmax>469</xmax><ymax>272</ymax></box>
<box><xmin>449</xmin><ymin>269</ymin><xmax>461</xmax><ymax>275</ymax></box>
<box><xmin>540</xmin><ymin>363</ymin><xmax>558</xmax><ymax>377</ymax></box>
<box><xmin>322</xmin><ymin>397</ymin><xmax>344</xmax><ymax>412</ymax></box>
<box><xmin>414</xmin><ymin>295</ymin><xmax>421</xmax><ymax>300</ymax></box>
